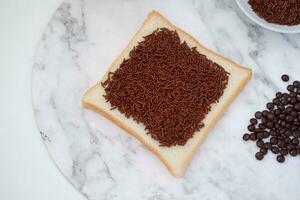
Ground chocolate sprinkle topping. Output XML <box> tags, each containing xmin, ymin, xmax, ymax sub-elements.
<box><xmin>248</xmin><ymin>0</ymin><xmax>300</xmax><ymax>26</ymax></box>
<box><xmin>102</xmin><ymin>28</ymin><xmax>229</xmax><ymax>147</ymax></box>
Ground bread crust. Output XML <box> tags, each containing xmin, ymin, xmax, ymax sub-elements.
<box><xmin>82</xmin><ymin>98</ymin><xmax>175</xmax><ymax>175</ymax></box>
<box><xmin>82</xmin><ymin>11</ymin><xmax>252</xmax><ymax>177</ymax></box>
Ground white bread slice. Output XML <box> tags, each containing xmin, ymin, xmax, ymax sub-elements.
<box><xmin>82</xmin><ymin>11</ymin><xmax>252</xmax><ymax>177</ymax></box>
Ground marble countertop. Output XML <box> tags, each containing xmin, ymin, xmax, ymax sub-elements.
<box><xmin>32</xmin><ymin>0</ymin><xmax>300</xmax><ymax>200</ymax></box>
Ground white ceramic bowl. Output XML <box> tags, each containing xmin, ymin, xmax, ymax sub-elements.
<box><xmin>236</xmin><ymin>0</ymin><xmax>300</xmax><ymax>33</ymax></box>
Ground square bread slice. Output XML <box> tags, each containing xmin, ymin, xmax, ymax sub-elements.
<box><xmin>82</xmin><ymin>11</ymin><xmax>252</xmax><ymax>177</ymax></box>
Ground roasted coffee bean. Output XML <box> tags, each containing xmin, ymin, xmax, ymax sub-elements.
<box><xmin>271</xmin><ymin>147</ymin><xmax>280</xmax><ymax>154</ymax></box>
<box><xmin>287</xmin><ymin>85</ymin><xmax>295</xmax><ymax>92</ymax></box>
<box><xmin>262</xmin><ymin>110</ymin><xmax>269</xmax><ymax>116</ymax></box>
<box><xmin>277</xmin><ymin>135</ymin><xmax>284</xmax><ymax>140</ymax></box>
<box><xmin>250</xmin><ymin>133</ymin><xmax>257</xmax><ymax>141</ymax></box>
<box><xmin>284</xmin><ymin>137</ymin><xmax>291</xmax><ymax>144</ymax></box>
<box><xmin>279</xmin><ymin>114</ymin><xmax>286</xmax><ymax>120</ymax></box>
<box><xmin>290</xmin><ymin>97</ymin><xmax>297</xmax><ymax>104</ymax></box>
<box><xmin>258</xmin><ymin>124</ymin><xmax>266</xmax><ymax>130</ymax></box>
<box><xmin>267</xmin><ymin>113</ymin><xmax>275</xmax><ymax>120</ymax></box>
<box><xmin>256</xmin><ymin>132</ymin><xmax>264</xmax><ymax>140</ymax></box>
<box><xmin>291</xmin><ymin>111</ymin><xmax>297</xmax><ymax>117</ymax></box>
<box><xmin>286</xmin><ymin>115</ymin><xmax>294</xmax><ymax>122</ymax></box>
<box><xmin>276</xmin><ymin>92</ymin><xmax>283</xmax><ymax>98</ymax></box>
<box><xmin>255</xmin><ymin>152</ymin><xmax>264</xmax><ymax>160</ymax></box>
<box><xmin>292</xmin><ymin>138</ymin><xmax>299</xmax><ymax>145</ymax></box>
<box><xmin>296</xmin><ymin>145</ymin><xmax>300</xmax><ymax>152</ymax></box>
<box><xmin>260</xmin><ymin>148</ymin><xmax>268</xmax><ymax>155</ymax></box>
<box><xmin>281</xmin><ymin>74</ymin><xmax>289</xmax><ymax>82</ymax></box>
<box><xmin>261</xmin><ymin>117</ymin><xmax>268</xmax><ymax>124</ymax></box>
<box><xmin>270</xmin><ymin>137</ymin><xmax>278</xmax><ymax>144</ymax></box>
<box><xmin>285</xmin><ymin>106</ymin><xmax>293</xmax><ymax>113</ymax></box>
<box><xmin>279</xmin><ymin>128</ymin><xmax>286</xmax><ymax>135</ymax></box>
<box><xmin>282</xmin><ymin>93</ymin><xmax>290</xmax><ymax>99</ymax></box>
<box><xmin>290</xmin><ymin>92</ymin><xmax>297</xmax><ymax>98</ymax></box>
<box><xmin>290</xmin><ymin>149</ymin><xmax>298</xmax><ymax>156</ymax></box>
<box><xmin>275</xmin><ymin>123</ymin><xmax>281</xmax><ymax>129</ymax></box>
<box><xmin>266</xmin><ymin>102</ymin><xmax>274</xmax><ymax>110</ymax></box>
<box><xmin>277</xmin><ymin>155</ymin><xmax>285</xmax><ymax>163</ymax></box>
<box><xmin>256</xmin><ymin>140</ymin><xmax>264</xmax><ymax>148</ymax></box>
<box><xmin>243</xmin><ymin>133</ymin><xmax>250</xmax><ymax>141</ymax></box>
<box><xmin>255</xmin><ymin>111</ymin><xmax>262</xmax><ymax>119</ymax></box>
<box><xmin>278</xmin><ymin>125</ymin><xmax>284</xmax><ymax>130</ymax></box>
<box><xmin>285</xmin><ymin>130</ymin><xmax>292</xmax><ymax>137</ymax></box>
<box><xmin>285</xmin><ymin>123</ymin><xmax>292</xmax><ymax>129</ymax></box>
<box><xmin>293</xmin><ymin>131</ymin><xmax>300</xmax><ymax>138</ymax></box>
<box><xmin>277</xmin><ymin>105</ymin><xmax>285</xmax><ymax>110</ymax></box>
<box><xmin>263</xmin><ymin>142</ymin><xmax>272</xmax><ymax>149</ymax></box>
<box><xmin>281</xmin><ymin>98</ymin><xmax>288</xmax><ymax>105</ymax></box>
<box><xmin>270</xmin><ymin>130</ymin><xmax>277</xmax><ymax>136</ymax></box>
<box><xmin>278</xmin><ymin>140</ymin><xmax>286</xmax><ymax>148</ymax></box>
<box><xmin>248</xmin><ymin>125</ymin><xmax>255</xmax><ymax>131</ymax></box>
<box><xmin>280</xmin><ymin>121</ymin><xmax>287</xmax><ymax>127</ymax></box>
<box><xmin>262</xmin><ymin>131</ymin><xmax>270</xmax><ymax>138</ymax></box>
<box><xmin>288</xmin><ymin>145</ymin><xmax>296</xmax><ymax>152</ymax></box>
<box><xmin>266</xmin><ymin>121</ymin><xmax>274</xmax><ymax>128</ymax></box>
<box><xmin>250</xmin><ymin>118</ymin><xmax>258</xmax><ymax>125</ymax></box>
<box><xmin>297</xmin><ymin>88</ymin><xmax>300</xmax><ymax>94</ymax></box>
<box><xmin>293</xmin><ymin>81</ymin><xmax>300</xmax><ymax>88</ymax></box>
<box><xmin>254</xmin><ymin>128</ymin><xmax>261</xmax><ymax>132</ymax></box>
<box><xmin>280</xmin><ymin>149</ymin><xmax>288</xmax><ymax>156</ymax></box>
<box><xmin>274</xmin><ymin>109</ymin><xmax>281</xmax><ymax>115</ymax></box>
<box><xmin>273</xmin><ymin>98</ymin><xmax>281</xmax><ymax>105</ymax></box>
<box><xmin>294</xmin><ymin>103</ymin><xmax>300</xmax><ymax>111</ymax></box>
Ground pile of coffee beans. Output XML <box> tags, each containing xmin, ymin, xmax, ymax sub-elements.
<box><xmin>243</xmin><ymin>74</ymin><xmax>300</xmax><ymax>163</ymax></box>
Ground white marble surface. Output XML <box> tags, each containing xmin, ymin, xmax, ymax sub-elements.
<box><xmin>32</xmin><ymin>0</ymin><xmax>300</xmax><ymax>199</ymax></box>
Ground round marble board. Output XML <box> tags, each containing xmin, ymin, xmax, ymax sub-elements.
<box><xmin>32</xmin><ymin>0</ymin><xmax>300</xmax><ymax>199</ymax></box>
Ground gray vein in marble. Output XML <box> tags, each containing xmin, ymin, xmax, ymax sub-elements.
<box><xmin>40</xmin><ymin>131</ymin><xmax>52</xmax><ymax>142</ymax></box>
<box><xmin>33</xmin><ymin>62</ymin><xmax>46</xmax><ymax>70</ymax></box>
<box><xmin>71</xmin><ymin>159</ymin><xmax>87</xmax><ymax>190</ymax></box>
<box><xmin>281</xmin><ymin>34</ymin><xmax>300</xmax><ymax>49</ymax></box>
<box><xmin>102</xmin><ymin>159</ymin><xmax>116</xmax><ymax>183</ymax></box>
<box><xmin>56</xmin><ymin>1</ymin><xmax>87</xmax><ymax>68</ymax></box>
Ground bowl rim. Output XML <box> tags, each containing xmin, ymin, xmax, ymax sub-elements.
<box><xmin>235</xmin><ymin>0</ymin><xmax>300</xmax><ymax>34</ymax></box>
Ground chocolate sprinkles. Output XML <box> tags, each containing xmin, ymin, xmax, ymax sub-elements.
<box><xmin>248</xmin><ymin>0</ymin><xmax>300</xmax><ymax>26</ymax></box>
<box><xmin>102</xmin><ymin>28</ymin><xmax>229</xmax><ymax>147</ymax></box>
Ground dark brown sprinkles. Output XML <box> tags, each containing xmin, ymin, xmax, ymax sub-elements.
<box><xmin>102</xmin><ymin>28</ymin><xmax>229</xmax><ymax>147</ymax></box>
<box><xmin>248</xmin><ymin>0</ymin><xmax>300</xmax><ymax>26</ymax></box>
<box><xmin>243</xmin><ymin>74</ymin><xmax>300</xmax><ymax>163</ymax></box>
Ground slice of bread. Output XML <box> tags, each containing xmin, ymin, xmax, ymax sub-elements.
<box><xmin>82</xmin><ymin>11</ymin><xmax>252</xmax><ymax>177</ymax></box>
